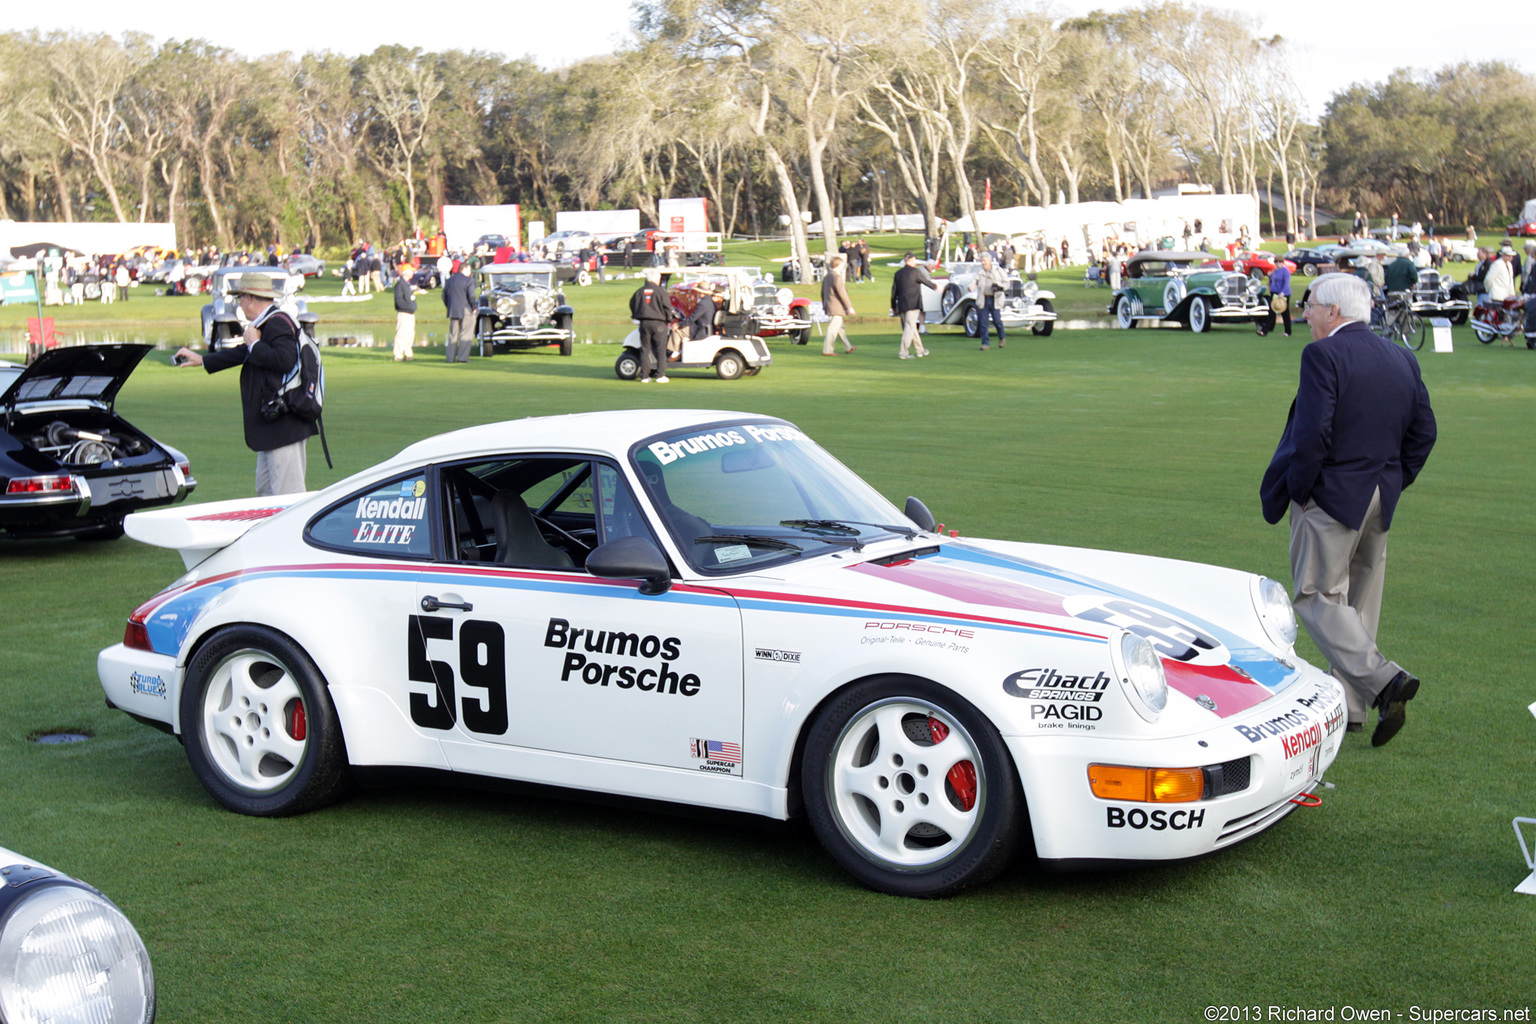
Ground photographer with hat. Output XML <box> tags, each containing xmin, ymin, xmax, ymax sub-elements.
<box><xmin>175</xmin><ymin>273</ymin><xmax>315</xmax><ymax>496</ymax></box>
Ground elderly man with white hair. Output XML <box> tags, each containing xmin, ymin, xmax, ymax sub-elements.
<box><xmin>1260</xmin><ymin>271</ymin><xmax>1437</xmax><ymax>748</ymax></box>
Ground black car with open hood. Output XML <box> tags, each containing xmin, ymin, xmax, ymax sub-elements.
<box><xmin>0</xmin><ymin>344</ymin><xmax>195</xmax><ymax>540</ymax></box>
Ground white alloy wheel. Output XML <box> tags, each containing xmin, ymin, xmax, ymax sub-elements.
<box><xmin>199</xmin><ymin>648</ymin><xmax>308</xmax><ymax>794</ymax></box>
<box><xmin>826</xmin><ymin>699</ymin><xmax>984</xmax><ymax>869</ymax></box>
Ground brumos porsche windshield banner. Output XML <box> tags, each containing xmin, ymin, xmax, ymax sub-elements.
<box><xmin>645</xmin><ymin>423</ymin><xmax>808</xmax><ymax>465</ymax></box>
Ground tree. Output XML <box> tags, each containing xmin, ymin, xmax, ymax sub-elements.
<box><xmin>358</xmin><ymin>46</ymin><xmax>445</xmax><ymax>229</ymax></box>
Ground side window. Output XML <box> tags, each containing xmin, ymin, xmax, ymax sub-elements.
<box><xmin>440</xmin><ymin>457</ymin><xmax>596</xmax><ymax>570</ymax></box>
<box><xmin>306</xmin><ymin>473</ymin><xmax>433</xmax><ymax>558</ymax></box>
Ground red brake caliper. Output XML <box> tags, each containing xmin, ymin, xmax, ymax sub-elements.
<box><xmin>288</xmin><ymin>700</ymin><xmax>307</xmax><ymax>741</ymax></box>
<box><xmin>928</xmin><ymin>717</ymin><xmax>977</xmax><ymax>811</ymax></box>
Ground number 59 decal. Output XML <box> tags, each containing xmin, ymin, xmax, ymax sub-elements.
<box><xmin>408</xmin><ymin>615</ymin><xmax>508</xmax><ymax>735</ymax></box>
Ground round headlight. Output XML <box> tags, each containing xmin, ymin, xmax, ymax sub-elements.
<box><xmin>1117</xmin><ymin>633</ymin><xmax>1167</xmax><ymax>721</ymax></box>
<box><xmin>1254</xmin><ymin>576</ymin><xmax>1298</xmax><ymax>650</ymax></box>
<box><xmin>493</xmin><ymin>296</ymin><xmax>515</xmax><ymax>317</ymax></box>
<box><xmin>775</xmin><ymin>287</ymin><xmax>794</xmax><ymax>306</ymax></box>
<box><xmin>0</xmin><ymin>882</ymin><xmax>155</xmax><ymax>1024</ymax></box>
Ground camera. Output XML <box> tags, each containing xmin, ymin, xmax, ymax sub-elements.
<box><xmin>259</xmin><ymin>394</ymin><xmax>289</xmax><ymax>421</ymax></box>
<box><xmin>173</xmin><ymin>353</ymin><xmax>190</xmax><ymax>366</ymax></box>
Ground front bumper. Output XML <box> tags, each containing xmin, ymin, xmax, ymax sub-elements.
<box><xmin>1009</xmin><ymin>673</ymin><xmax>1346</xmax><ymax>864</ymax></box>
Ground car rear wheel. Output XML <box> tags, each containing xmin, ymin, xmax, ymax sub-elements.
<box><xmin>802</xmin><ymin>677</ymin><xmax>1024</xmax><ymax>898</ymax></box>
<box><xmin>1302</xmin><ymin>263</ymin><xmax>1317</xmax><ymax>276</ymax></box>
<box><xmin>1188</xmin><ymin>296</ymin><xmax>1212</xmax><ymax>333</ymax></box>
<box><xmin>715</xmin><ymin>349</ymin><xmax>745</xmax><ymax>380</ymax></box>
<box><xmin>1031</xmin><ymin>298</ymin><xmax>1055</xmax><ymax>336</ymax></box>
<box><xmin>615</xmin><ymin>350</ymin><xmax>641</xmax><ymax>379</ymax></box>
<box><xmin>181</xmin><ymin>625</ymin><xmax>349</xmax><ymax>817</ymax></box>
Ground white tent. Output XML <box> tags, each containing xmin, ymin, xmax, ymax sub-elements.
<box><xmin>0</xmin><ymin>220</ymin><xmax>177</xmax><ymax>258</ymax></box>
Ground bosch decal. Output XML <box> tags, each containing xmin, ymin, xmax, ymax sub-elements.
<box><xmin>128</xmin><ymin>671</ymin><xmax>166</xmax><ymax>698</ymax></box>
<box><xmin>754</xmin><ymin>648</ymin><xmax>801</xmax><ymax>664</ymax></box>
<box><xmin>1107</xmin><ymin>808</ymin><xmax>1205</xmax><ymax>830</ymax></box>
<box><xmin>1003</xmin><ymin>667</ymin><xmax>1109</xmax><ymax>702</ymax></box>
<box><xmin>543</xmin><ymin>617</ymin><xmax>699</xmax><ymax>696</ymax></box>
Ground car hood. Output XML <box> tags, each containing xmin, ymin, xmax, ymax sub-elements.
<box><xmin>726</xmin><ymin>538</ymin><xmax>1299</xmax><ymax>719</ymax></box>
<box><xmin>0</xmin><ymin>343</ymin><xmax>150</xmax><ymax>411</ymax></box>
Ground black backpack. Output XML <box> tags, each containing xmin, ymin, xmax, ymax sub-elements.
<box><xmin>272</xmin><ymin>314</ymin><xmax>333</xmax><ymax>467</ymax></box>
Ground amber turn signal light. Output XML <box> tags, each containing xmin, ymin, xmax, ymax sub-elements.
<box><xmin>1088</xmin><ymin>764</ymin><xmax>1204</xmax><ymax>803</ymax></box>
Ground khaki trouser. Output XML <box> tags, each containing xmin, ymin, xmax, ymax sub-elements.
<box><xmin>1289</xmin><ymin>488</ymin><xmax>1402</xmax><ymax>723</ymax></box>
<box><xmin>898</xmin><ymin>310</ymin><xmax>926</xmax><ymax>357</ymax></box>
<box><xmin>394</xmin><ymin>312</ymin><xmax>415</xmax><ymax>359</ymax></box>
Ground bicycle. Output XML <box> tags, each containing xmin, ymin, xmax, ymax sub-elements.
<box><xmin>1373</xmin><ymin>290</ymin><xmax>1425</xmax><ymax>350</ymax></box>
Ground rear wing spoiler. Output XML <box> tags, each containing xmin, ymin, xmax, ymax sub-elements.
<box><xmin>126</xmin><ymin>493</ymin><xmax>310</xmax><ymax>569</ymax></box>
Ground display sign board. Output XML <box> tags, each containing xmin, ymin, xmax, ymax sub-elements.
<box><xmin>441</xmin><ymin>205</ymin><xmax>521</xmax><ymax>253</ymax></box>
<box><xmin>658</xmin><ymin>198</ymin><xmax>710</xmax><ymax>252</ymax></box>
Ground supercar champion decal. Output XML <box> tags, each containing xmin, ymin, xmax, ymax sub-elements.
<box><xmin>690</xmin><ymin>738</ymin><xmax>742</xmax><ymax>774</ymax></box>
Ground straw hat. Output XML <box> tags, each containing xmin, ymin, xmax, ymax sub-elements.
<box><xmin>230</xmin><ymin>272</ymin><xmax>278</xmax><ymax>299</ymax></box>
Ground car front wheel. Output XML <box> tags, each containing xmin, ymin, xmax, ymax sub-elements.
<box><xmin>1115</xmin><ymin>294</ymin><xmax>1138</xmax><ymax>329</ymax></box>
<box><xmin>802</xmin><ymin>677</ymin><xmax>1024</xmax><ymax>897</ymax></box>
<box><xmin>1031</xmin><ymin>298</ymin><xmax>1055</xmax><ymax>336</ymax></box>
<box><xmin>181</xmin><ymin>626</ymin><xmax>349</xmax><ymax>817</ymax></box>
<box><xmin>615</xmin><ymin>350</ymin><xmax>641</xmax><ymax>379</ymax></box>
<box><xmin>1188</xmin><ymin>296</ymin><xmax>1211</xmax><ymax>333</ymax></box>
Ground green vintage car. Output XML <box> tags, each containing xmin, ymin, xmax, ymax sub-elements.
<box><xmin>1109</xmin><ymin>251</ymin><xmax>1267</xmax><ymax>332</ymax></box>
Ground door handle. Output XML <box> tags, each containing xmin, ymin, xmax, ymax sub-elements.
<box><xmin>421</xmin><ymin>595</ymin><xmax>473</xmax><ymax>613</ymax></box>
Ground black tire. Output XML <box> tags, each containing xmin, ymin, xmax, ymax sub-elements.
<box><xmin>76</xmin><ymin>518</ymin><xmax>126</xmax><ymax>542</ymax></box>
<box><xmin>1450</xmin><ymin>309</ymin><xmax>1468</xmax><ymax>326</ymax></box>
<box><xmin>1031</xmin><ymin>298</ymin><xmax>1054</xmax><ymax>336</ymax></box>
<box><xmin>1302</xmin><ymin>263</ymin><xmax>1317</xmax><ymax>276</ymax></box>
<box><xmin>555</xmin><ymin>313</ymin><xmax>574</xmax><ymax>356</ymax></box>
<box><xmin>1400</xmin><ymin>310</ymin><xmax>1425</xmax><ymax>350</ymax></box>
<box><xmin>963</xmin><ymin>306</ymin><xmax>980</xmax><ymax>338</ymax></box>
<box><xmin>615</xmin><ymin>350</ymin><xmax>641</xmax><ymax>379</ymax></box>
<box><xmin>715</xmin><ymin>349</ymin><xmax>745</xmax><ymax>380</ymax></box>
<box><xmin>794</xmin><ymin>326</ymin><xmax>811</xmax><ymax>346</ymax></box>
<box><xmin>742</xmin><ymin>366</ymin><xmax>762</xmax><ymax>376</ymax></box>
<box><xmin>801</xmin><ymin>676</ymin><xmax>1024</xmax><ymax>898</ymax></box>
<box><xmin>180</xmin><ymin>625</ymin><xmax>349</xmax><ymax>817</ymax></box>
<box><xmin>477</xmin><ymin>317</ymin><xmax>494</xmax><ymax>357</ymax></box>
<box><xmin>1188</xmin><ymin>296</ymin><xmax>1211</xmax><ymax>333</ymax></box>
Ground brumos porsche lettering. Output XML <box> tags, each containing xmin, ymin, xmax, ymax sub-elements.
<box><xmin>544</xmin><ymin>617</ymin><xmax>699</xmax><ymax>696</ymax></box>
<box><xmin>1234</xmin><ymin>708</ymin><xmax>1312</xmax><ymax>744</ymax></box>
<box><xmin>1003</xmin><ymin>667</ymin><xmax>1109</xmax><ymax>702</ymax></box>
<box><xmin>1107</xmin><ymin>807</ymin><xmax>1205</xmax><ymax>830</ymax></box>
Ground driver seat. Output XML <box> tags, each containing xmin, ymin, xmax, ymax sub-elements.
<box><xmin>490</xmin><ymin>491</ymin><xmax>574</xmax><ymax>568</ymax></box>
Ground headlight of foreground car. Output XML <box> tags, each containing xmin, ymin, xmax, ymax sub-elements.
<box><xmin>1114</xmin><ymin>632</ymin><xmax>1167</xmax><ymax>722</ymax></box>
<box><xmin>0</xmin><ymin>857</ymin><xmax>154</xmax><ymax>1024</ymax></box>
<box><xmin>494</xmin><ymin>296</ymin><xmax>515</xmax><ymax>317</ymax></box>
<box><xmin>1253</xmin><ymin>576</ymin><xmax>1298</xmax><ymax>651</ymax></box>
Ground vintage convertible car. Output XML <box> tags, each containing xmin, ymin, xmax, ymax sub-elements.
<box><xmin>1110</xmin><ymin>251</ymin><xmax>1267</xmax><ymax>332</ymax></box>
<box><xmin>474</xmin><ymin>262</ymin><xmax>575</xmax><ymax>356</ymax></box>
<box><xmin>1408</xmin><ymin>268</ymin><xmax>1471</xmax><ymax>325</ymax></box>
<box><xmin>0</xmin><ymin>844</ymin><xmax>156</xmax><ymax>1023</ymax></box>
<box><xmin>199</xmin><ymin>267</ymin><xmax>318</xmax><ymax>349</ymax></box>
<box><xmin>0</xmin><ymin>345</ymin><xmax>195</xmax><ymax>540</ymax></box>
<box><xmin>1215</xmin><ymin>251</ymin><xmax>1291</xmax><ymax>280</ymax></box>
<box><xmin>99</xmin><ymin>410</ymin><xmax>1344</xmax><ymax>897</ymax></box>
<box><xmin>926</xmin><ymin>261</ymin><xmax>1058</xmax><ymax>337</ymax></box>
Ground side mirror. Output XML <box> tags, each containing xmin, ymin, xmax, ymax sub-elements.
<box><xmin>586</xmin><ymin>535</ymin><xmax>673</xmax><ymax>595</ymax></box>
<box><xmin>904</xmin><ymin>496</ymin><xmax>937</xmax><ymax>533</ymax></box>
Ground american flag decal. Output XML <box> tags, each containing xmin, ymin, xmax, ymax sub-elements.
<box><xmin>691</xmin><ymin>738</ymin><xmax>742</xmax><ymax>764</ymax></box>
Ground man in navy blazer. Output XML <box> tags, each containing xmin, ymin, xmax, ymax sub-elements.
<box><xmin>1260</xmin><ymin>272</ymin><xmax>1436</xmax><ymax>747</ymax></box>
<box><xmin>442</xmin><ymin>261</ymin><xmax>478</xmax><ymax>363</ymax></box>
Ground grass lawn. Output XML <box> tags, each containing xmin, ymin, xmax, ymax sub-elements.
<box><xmin>2</xmin><ymin>244</ymin><xmax>1535</xmax><ymax>1021</ymax></box>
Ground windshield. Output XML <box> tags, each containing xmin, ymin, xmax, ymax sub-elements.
<box><xmin>633</xmin><ymin>420</ymin><xmax>916</xmax><ymax>574</ymax></box>
<box><xmin>486</xmin><ymin>272</ymin><xmax>548</xmax><ymax>290</ymax></box>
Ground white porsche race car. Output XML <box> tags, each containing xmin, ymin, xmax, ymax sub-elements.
<box><xmin>99</xmin><ymin>410</ymin><xmax>1345</xmax><ymax>897</ymax></box>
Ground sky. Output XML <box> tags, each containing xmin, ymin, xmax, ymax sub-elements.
<box><xmin>3</xmin><ymin>0</ymin><xmax>1530</xmax><ymax>118</ymax></box>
